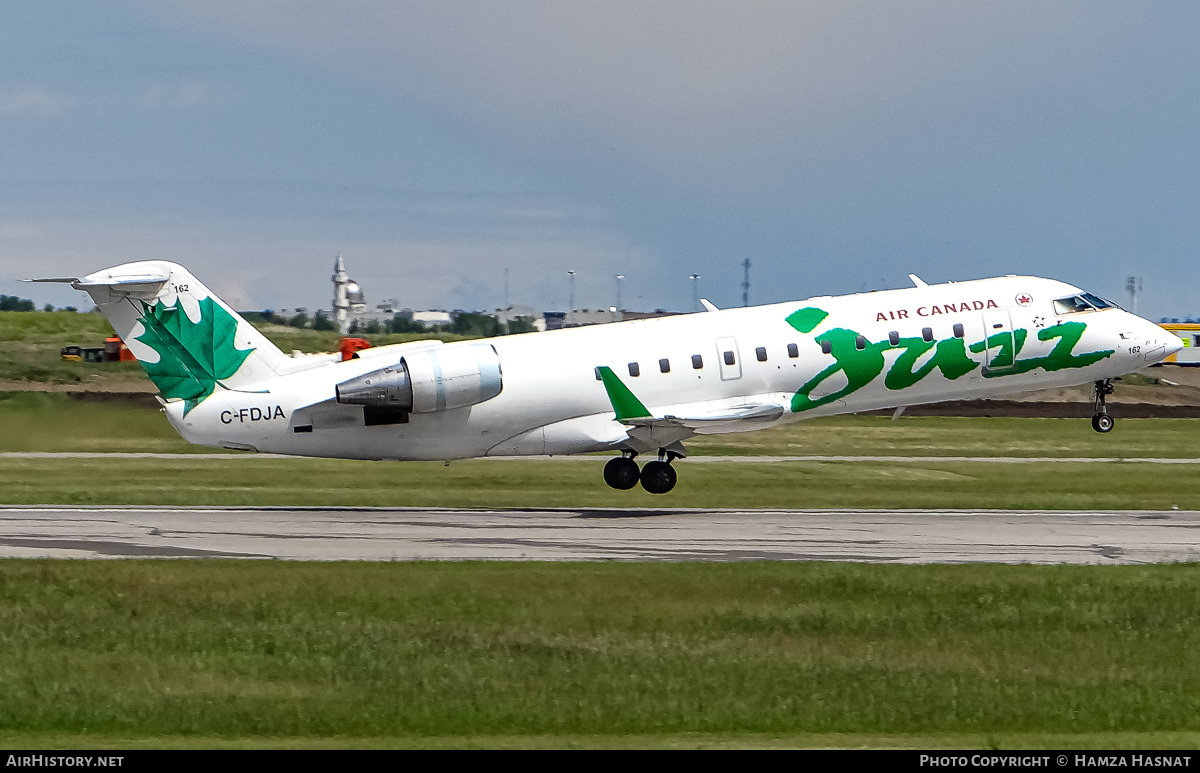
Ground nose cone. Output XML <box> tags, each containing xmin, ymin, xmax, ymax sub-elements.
<box><xmin>1161</xmin><ymin>327</ymin><xmax>1184</xmax><ymax>357</ymax></box>
<box><xmin>1141</xmin><ymin>320</ymin><xmax>1183</xmax><ymax>364</ymax></box>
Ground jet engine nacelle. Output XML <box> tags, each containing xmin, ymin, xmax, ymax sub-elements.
<box><xmin>335</xmin><ymin>343</ymin><xmax>503</xmax><ymax>413</ymax></box>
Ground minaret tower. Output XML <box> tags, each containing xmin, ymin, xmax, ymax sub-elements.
<box><xmin>332</xmin><ymin>254</ymin><xmax>350</xmax><ymax>334</ymax></box>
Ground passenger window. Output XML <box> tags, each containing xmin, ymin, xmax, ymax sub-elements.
<box><xmin>755</xmin><ymin>346</ymin><xmax>767</xmax><ymax>362</ymax></box>
<box><xmin>787</xmin><ymin>343</ymin><xmax>799</xmax><ymax>358</ymax></box>
<box><xmin>854</xmin><ymin>335</ymin><xmax>866</xmax><ymax>351</ymax></box>
<box><xmin>922</xmin><ymin>327</ymin><xmax>933</xmax><ymax>343</ymax></box>
<box><xmin>888</xmin><ymin>331</ymin><xmax>899</xmax><ymax>346</ymax></box>
<box><xmin>723</xmin><ymin>350</ymin><xmax>736</xmax><ymax>366</ymax></box>
<box><xmin>953</xmin><ymin>323</ymin><xmax>964</xmax><ymax>338</ymax></box>
<box><xmin>692</xmin><ymin>354</ymin><xmax>703</xmax><ymax>369</ymax></box>
<box><xmin>659</xmin><ymin>358</ymin><xmax>670</xmax><ymax>373</ymax></box>
<box><xmin>628</xmin><ymin>362</ymin><xmax>640</xmax><ymax>377</ymax></box>
<box><xmin>821</xmin><ymin>340</ymin><xmax>832</xmax><ymax>355</ymax></box>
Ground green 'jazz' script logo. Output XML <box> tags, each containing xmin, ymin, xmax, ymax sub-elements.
<box><xmin>785</xmin><ymin>307</ymin><xmax>1114</xmax><ymax>414</ymax></box>
<box><xmin>134</xmin><ymin>297</ymin><xmax>254</xmax><ymax>415</ymax></box>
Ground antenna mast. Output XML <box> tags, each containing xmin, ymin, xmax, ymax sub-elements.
<box><xmin>1126</xmin><ymin>275</ymin><xmax>1143</xmax><ymax>314</ymax></box>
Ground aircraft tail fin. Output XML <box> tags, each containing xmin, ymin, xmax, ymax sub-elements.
<box><xmin>37</xmin><ymin>261</ymin><xmax>298</xmax><ymax>412</ymax></box>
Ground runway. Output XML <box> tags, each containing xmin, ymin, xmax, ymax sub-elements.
<box><xmin>1</xmin><ymin>506</ymin><xmax>1199</xmax><ymax>563</ymax></box>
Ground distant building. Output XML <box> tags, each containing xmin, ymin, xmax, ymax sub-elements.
<box><xmin>545</xmin><ymin>308</ymin><xmax>681</xmax><ymax>330</ymax></box>
<box><xmin>412</xmin><ymin>310</ymin><xmax>453</xmax><ymax>326</ymax></box>
<box><xmin>321</xmin><ymin>255</ymin><xmax>677</xmax><ymax>335</ymax></box>
<box><xmin>331</xmin><ymin>255</ymin><xmax>366</xmax><ymax>334</ymax></box>
<box><xmin>1158</xmin><ymin>322</ymin><xmax>1200</xmax><ymax>365</ymax></box>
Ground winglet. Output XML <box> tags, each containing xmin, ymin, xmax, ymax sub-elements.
<box><xmin>596</xmin><ymin>366</ymin><xmax>652</xmax><ymax>421</ymax></box>
<box><xmin>700</xmin><ymin>299</ymin><xmax>719</xmax><ymax>312</ymax></box>
<box><xmin>908</xmin><ymin>273</ymin><xmax>928</xmax><ymax>288</ymax></box>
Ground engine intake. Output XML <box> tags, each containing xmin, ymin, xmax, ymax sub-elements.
<box><xmin>335</xmin><ymin>343</ymin><xmax>503</xmax><ymax>413</ymax></box>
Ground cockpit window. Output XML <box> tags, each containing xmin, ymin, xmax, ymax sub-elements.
<box><xmin>1081</xmin><ymin>293</ymin><xmax>1121</xmax><ymax>310</ymax></box>
<box><xmin>1053</xmin><ymin>295</ymin><xmax>1100</xmax><ymax>314</ymax></box>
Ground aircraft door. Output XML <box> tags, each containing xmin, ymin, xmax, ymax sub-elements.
<box><xmin>715</xmin><ymin>336</ymin><xmax>742</xmax><ymax>381</ymax></box>
<box><xmin>980</xmin><ymin>309</ymin><xmax>1017</xmax><ymax>373</ymax></box>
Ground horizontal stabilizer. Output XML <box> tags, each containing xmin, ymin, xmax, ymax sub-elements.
<box><xmin>27</xmin><ymin>268</ymin><xmax>171</xmax><ymax>294</ymax></box>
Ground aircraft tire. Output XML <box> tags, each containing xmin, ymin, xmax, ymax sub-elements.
<box><xmin>1091</xmin><ymin>414</ymin><xmax>1114</xmax><ymax>433</ymax></box>
<box><xmin>640</xmin><ymin>460</ymin><xmax>677</xmax><ymax>494</ymax></box>
<box><xmin>603</xmin><ymin>456</ymin><xmax>641</xmax><ymax>490</ymax></box>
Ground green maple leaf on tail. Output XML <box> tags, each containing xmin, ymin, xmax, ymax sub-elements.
<box><xmin>134</xmin><ymin>297</ymin><xmax>255</xmax><ymax>415</ymax></box>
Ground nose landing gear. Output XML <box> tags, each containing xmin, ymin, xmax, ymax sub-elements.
<box><xmin>1091</xmin><ymin>378</ymin><xmax>1115</xmax><ymax>433</ymax></box>
<box><xmin>603</xmin><ymin>450</ymin><xmax>680</xmax><ymax>493</ymax></box>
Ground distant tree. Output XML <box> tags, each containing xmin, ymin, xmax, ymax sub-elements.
<box><xmin>242</xmin><ymin>310</ymin><xmax>280</xmax><ymax>325</ymax></box>
<box><xmin>451</xmin><ymin>311</ymin><xmax>500</xmax><ymax>337</ymax></box>
<box><xmin>363</xmin><ymin>320</ymin><xmax>382</xmax><ymax>334</ymax></box>
<box><xmin>0</xmin><ymin>295</ymin><xmax>34</xmax><ymax>311</ymax></box>
<box><xmin>312</xmin><ymin>311</ymin><xmax>336</xmax><ymax>331</ymax></box>
<box><xmin>389</xmin><ymin>315</ymin><xmax>426</xmax><ymax>334</ymax></box>
<box><xmin>62</xmin><ymin>306</ymin><xmax>77</xmax><ymax>313</ymax></box>
<box><xmin>43</xmin><ymin>303</ymin><xmax>54</xmax><ymax>312</ymax></box>
<box><xmin>289</xmin><ymin>313</ymin><xmax>310</xmax><ymax>329</ymax></box>
<box><xmin>504</xmin><ymin>316</ymin><xmax>537</xmax><ymax>335</ymax></box>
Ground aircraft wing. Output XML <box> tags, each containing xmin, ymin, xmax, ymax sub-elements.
<box><xmin>619</xmin><ymin>403</ymin><xmax>785</xmax><ymax>430</ymax></box>
<box><xmin>595</xmin><ymin>365</ymin><xmax>786</xmax><ymax>449</ymax></box>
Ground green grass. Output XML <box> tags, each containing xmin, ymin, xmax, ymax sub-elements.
<box><xmin>2</xmin><ymin>455</ymin><xmax>1200</xmax><ymax>510</ymax></box>
<box><xmin>4</xmin><ymin>394</ymin><xmax>1199</xmax><ymax>508</ymax></box>
<box><xmin>3</xmin><ymin>391</ymin><xmax>1200</xmax><ymax>458</ymax></box>
<box><xmin>0</xmin><ymin>560</ymin><xmax>1198</xmax><ymax>746</ymax></box>
<box><xmin>0</xmin><ymin>311</ymin><xmax>479</xmax><ymax>387</ymax></box>
<box><xmin>0</xmin><ymin>392</ymin><xmax>202</xmax><ymax>453</ymax></box>
<box><xmin>688</xmin><ymin>414</ymin><xmax>1200</xmax><ymax>458</ymax></box>
<box><xmin>0</xmin><ymin>310</ymin><xmax>140</xmax><ymax>385</ymax></box>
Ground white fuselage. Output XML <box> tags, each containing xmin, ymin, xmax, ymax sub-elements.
<box><xmin>163</xmin><ymin>275</ymin><xmax>1177</xmax><ymax>461</ymax></box>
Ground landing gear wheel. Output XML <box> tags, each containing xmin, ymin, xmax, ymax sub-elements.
<box><xmin>603</xmin><ymin>456</ymin><xmax>641</xmax><ymax>490</ymax></box>
<box><xmin>640</xmin><ymin>460</ymin><xmax>677</xmax><ymax>494</ymax></box>
<box><xmin>1091</xmin><ymin>379</ymin><xmax>1116</xmax><ymax>434</ymax></box>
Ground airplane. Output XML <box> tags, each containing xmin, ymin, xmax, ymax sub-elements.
<box><xmin>31</xmin><ymin>261</ymin><xmax>1181</xmax><ymax>494</ymax></box>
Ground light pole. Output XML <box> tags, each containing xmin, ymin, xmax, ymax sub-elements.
<box><xmin>615</xmin><ymin>274</ymin><xmax>624</xmax><ymax>313</ymax></box>
<box><xmin>689</xmin><ymin>273</ymin><xmax>701</xmax><ymax>312</ymax></box>
<box><xmin>567</xmin><ymin>270</ymin><xmax>575</xmax><ymax>317</ymax></box>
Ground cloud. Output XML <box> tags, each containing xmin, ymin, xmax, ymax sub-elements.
<box><xmin>0</xmin><ymin>87</ymin><xmax>74</xmax><ymax>117</ymax></box>
<box><xmin>142</xmin><ymin>80</ymin><xmax>222</xmax><ymax>109</ymax></box>
<box><xmin>0</xmin><ymin>190</ymin><xmax>647</xmax><ymax>314</ymax></box>
<box><xmin>136</xmin><ymin>1</ymin><xmax>1132</xmax><ymax>191</ymax></box>
<box><xmin>114</xmin><ymin>2</ymin><xmax>1200</xmax><ymax>315</ymax></box>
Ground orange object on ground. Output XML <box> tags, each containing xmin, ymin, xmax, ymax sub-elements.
<box><xmin>339</xmin><ymin>337</ymin><xmax>372</xmax><ymax>361</ymax></box>
<box><xmin>105</xmin><ymin>337</ymin><xmax>136</xmax><ymax>362</ymax></box>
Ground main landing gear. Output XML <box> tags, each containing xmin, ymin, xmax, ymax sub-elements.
<box><xmin>1092</xmin><ymin>378</ymin><xmax>1115</xmax><ymax>433</ymax></box>
<box><xmin>603</xmin><ymin>450</ymin><xmax>680</xmax><ymax>494</ymax></box>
